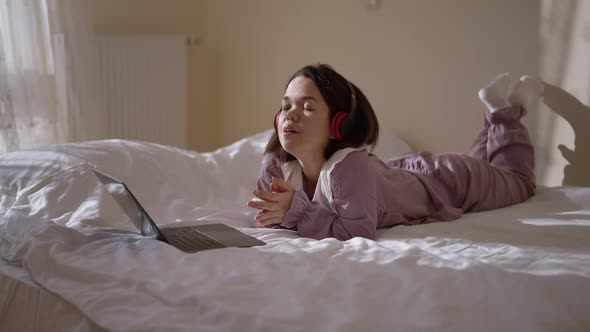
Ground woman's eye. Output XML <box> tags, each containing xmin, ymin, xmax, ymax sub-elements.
<box><xmin>281</xmin><ymin>106</ymin><xmax>290</xmax><ymax>112</ymax></box>
<box><xmin>303</xmin><ymin>106</ymin><xmax>313</xmax><ymax>111</ymax></box>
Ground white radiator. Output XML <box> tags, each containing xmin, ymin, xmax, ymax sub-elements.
<box><xmin>97</xmin><ymin>35</ymin><xmax>187</xmax><ymax>148</ymax></box>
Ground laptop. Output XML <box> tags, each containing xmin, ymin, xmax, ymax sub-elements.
<box><xmin>92</xmin><ymin>168</ymin><xmax>266</xmax><ymax>253</ymax></box>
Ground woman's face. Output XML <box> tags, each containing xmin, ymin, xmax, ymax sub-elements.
<box><xmin>278</xmin><ymin>76</ymin><xmax>331</xmax><ymax>162</ymax></box>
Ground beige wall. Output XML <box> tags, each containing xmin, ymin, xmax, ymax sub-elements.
<box><xmin>211</xmin><ymin>0</ymin><xmax>540</xmax><ymax>153</ymax></box>
<box><xmin>92</xmin><ymin>0</ymin><xmax>589</xmax><ymax>186</ymax></box>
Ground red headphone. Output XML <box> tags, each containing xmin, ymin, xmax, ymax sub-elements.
<box><xmin>274</xmin><ymin>81</ymin><xmax>357</xmax><ymax>142</ymax></box>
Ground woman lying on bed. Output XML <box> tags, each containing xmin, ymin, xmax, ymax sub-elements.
<box><xmin>247</xmin><ymin>63</ymin><xmax>544</xmax><ymax>240</ymax></box>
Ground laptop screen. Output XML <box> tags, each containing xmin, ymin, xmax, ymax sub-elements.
<box><xmin>93</xmin><ymin>169</ymin><xmax>165</xmax><ymax>240</ymax></box>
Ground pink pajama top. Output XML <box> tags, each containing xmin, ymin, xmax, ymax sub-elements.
<box><xmin>255</xmin><ymin>147</ymin><xmax>467</xmax><ymax>240</ymax></box>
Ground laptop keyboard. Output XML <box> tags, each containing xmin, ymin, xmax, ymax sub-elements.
<box><xmin>161</xmin><ymin>227</ymin><xmax>226</xmax><ymax>252</ymax></box>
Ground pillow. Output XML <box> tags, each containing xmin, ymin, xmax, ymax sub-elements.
<box><xmin>0</xmin><ymin>150</ymin><xmax>85</xmax><ymax>197</ymax></box>
<box><xmin>0</xmin><ymin>137</ymin><xmax>269</xmax><ymax>229</ymax></box>
<box><xmin>370</xmin><ymin>129</ymin><xmax>413</xmax><ymax>160</ymax></box>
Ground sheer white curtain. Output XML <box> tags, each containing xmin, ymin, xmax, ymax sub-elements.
<box><xmin>0</xmin><ymin>0</ymin><xmax>106</xmax><ymax>154</ymax></box>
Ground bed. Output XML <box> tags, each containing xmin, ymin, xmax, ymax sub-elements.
<box><xmin>1</xmin><ymin>130</ymin><xmax>589</xmax><ymax>332</ymax></box>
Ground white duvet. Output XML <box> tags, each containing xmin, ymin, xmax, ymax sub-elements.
<box><xmin>1</xmin><ymin>131</ymin><xmax>590</xmax><ymax>332</ymax></box>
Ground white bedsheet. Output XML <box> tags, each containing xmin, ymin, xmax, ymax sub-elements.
<box><xmin>1</xmin><ymin>131</ymin><xmax>589</xmax><ymax>332</ymax></box>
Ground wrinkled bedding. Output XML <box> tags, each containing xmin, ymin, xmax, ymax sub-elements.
<box><xmin>1</xmin><ymin>130</ymin><xmax>589</xmax><ymax>332</ymax></box>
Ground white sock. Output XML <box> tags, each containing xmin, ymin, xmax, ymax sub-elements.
<box><xmin>508</xmin><ymin>75</ymin><xmax>544</xmax><ymax>111</ymax></box>
<box><xmin>478</xmin><ymin>72</ymin><xmax>513</xmax><ymax>113</ymax></box>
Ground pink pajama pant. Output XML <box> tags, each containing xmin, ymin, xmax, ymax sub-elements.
<box><xmin>390</xmin><ymin>106</ymin><xmax>535</xmax><ymax>213</ymax></box>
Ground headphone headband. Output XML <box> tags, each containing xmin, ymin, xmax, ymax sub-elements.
<box><xmin>346</xmin><ymin>80</ymin><xmax>357</xmax><ymax>115</ymax></box>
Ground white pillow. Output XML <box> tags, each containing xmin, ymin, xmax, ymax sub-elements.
<box><xmin>370</xmin><ymin>130</ymin><xmax>413</xmax><ymax>160</ymax></box>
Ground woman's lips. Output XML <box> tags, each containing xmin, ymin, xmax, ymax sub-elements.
<box><xmin>283</xmin><ymin>126</ymin><xmax>299</xmax><ymax>136</ymax></box>
<box><xmin>283</xmin><ymin>130</ymin><xmax>299</xmax><ymax>136</ymax></box>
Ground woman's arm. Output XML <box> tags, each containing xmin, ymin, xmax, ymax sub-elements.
<box><xmin>250</xmin><ymin>153</ymin><xmax>288</xmax><ymax>227</ymax></box>
<box><xmin>282</xmin><ymin>152</ymin><xmax>380</xmax><ymax>241</ymax></box>
<box><xmin>256</xmin><ymin>153</ymin><xmax>284</xmax><ymax>192</ymax></box>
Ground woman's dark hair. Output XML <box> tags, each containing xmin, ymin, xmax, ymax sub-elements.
<box><xmin>265</xmin><ymin>63</ymin><xmax>379</xmax><ymax>162</ymax></box>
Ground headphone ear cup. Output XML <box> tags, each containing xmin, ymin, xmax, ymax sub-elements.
<box><xmin>331</xmin><ymin>82</ymin><xmax>358</xmax><ymax>142</ymax></box>
<box><xmin>330</xmin><ymin>112</ymin><xmax>348</xmax><ymax>141</ymax></box>
<box><xmin>339</xmin><ymin>115</ymin><xmax>355</xmax><ymax>139</ymax></box>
